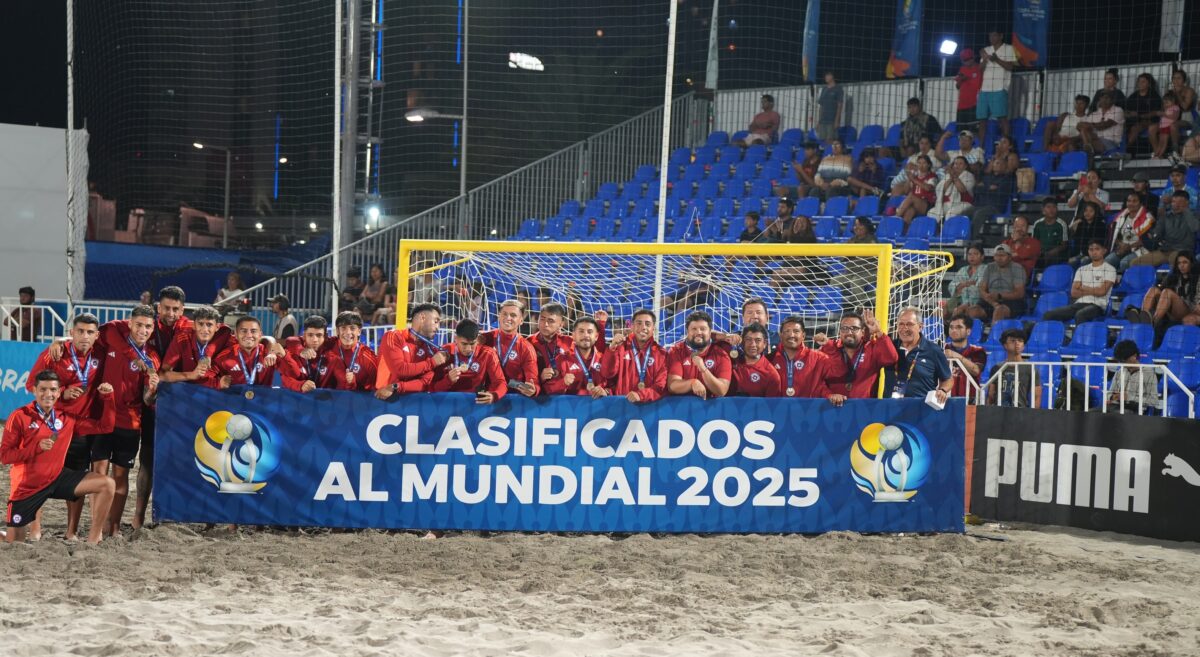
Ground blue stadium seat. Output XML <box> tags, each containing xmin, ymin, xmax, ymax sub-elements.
<box><xmin>884</xmin><ymin>195</ymin><xmax>906</xmax><ymax>214</ymax></box>
<box><xmin>768</xmin><ymin>145</ymin><xmax>794</xmax><ymax>164</ymax></box>
<box><xmin>780</xmin><ymin>128</ymin><xmax>805</xmax><ymax>146</ymax></box>
<box><xmin>764</xmin><ymin>197</ymin><xmax>781</xmax><ymax>218</ymax></box>
<box><xmin>1110</xmin><ymin>323</ymin><xmax>1155</xmax><ymax>357</ymax></box>
<box><xmin>779</xmin><ymin>285</ymin><xmax>810</xmax><ymax>312</ymax></box>
<box><xmin>690</xmin><ymin>215</ymin><xmax>723</xmax><ymax>243</ymax></box>
<box><xmin>516</xmin><ymin>218</ymin><xmax>541</xmax><ymax>240</ymax></box>
<box><xmin>730</xmin><ymin>130</ymin><xmax>750</xmax><ymax>144</ymax></box>
<box><xmin>1165</xmin><ymin>357</ymin><xmax>1200</xmax><ymax>418</ymax></box>
<box><xmin>856</xmin><ymin>124</ymin><xmax>885</xmax><ymax>150</ymax></box>
<box><xmin>838</xmin><ymin>126</ymin><xmax>857</xmax><ymax>146</ymax></box>
<box><xmin>876</xmin><ymin>157</ymin><xmax>897</xmax><ymax>177</ymax></box>
<box><xmin>539</xmin><ymin>216</ymin><xmax>568</xmax><ymax>241</ymax></box>
<box><xmin>903</xmin><ymin>237</ymin><xmax>930</xmax><ymax>250</ymax></box>
<box><xmin>1033</xmin><ymin>264</ymin><xmax>1075</xmax><ymax>294</ymax></box>
<box><xmin>614</xmin><ymin>217</ymin><xmax>641</xmax><ymax>241</ymax></box>
<box><xmin>567</xmin><ymin>216</ymin><xmax>595</xmax><ymax>241</ymax></box>
<box><xmin>722</xmin><ymin>178</ymin><xmax>747</xmax><ymax>199</ymax></box>
<box><xmin>881</xmin><ymin>123</ymin><xmax>902</xmax><ymax>148</ymax></box>
<box><xmin>696</xmin><ymin>179</ymin><xmax>721</xmax><ymax>202</ymax></box>
<box><xmin>1026</xmin><ymin>116</ymin><xmax>1057</xmax><ymax>153</ymax></box>
<box><xmin>1024</xmin><ymin>152</ymin><xmax>1054</xmax><ymax>175</ymax></box>
<box><xmin>749</xmin><ymin>178</ymin><xmax>774</xmax><ymax>199</ymax></box>
<box><xmin>1151</xmin><ymin>325</ymin><xmax>1200</xmax><ymax>361</ymax></box>
<box><xmin>591</xmin><ymin>216</ymin><xmax>618</xmax><ymax>241</ymax></box>
<box><xmin>635</xmin><ymin>218</ymin><xmax>661</xmax><ymax>242</ymax></box>
<box><xmin>717</xmin><ymin>145</ymin><xmax>742</xmax><ymax>165</ymax></box>
<box><xmin>558</xmin><ymin>200</ymin><xmax>581</xmax><ymax>217</ymax></box>
<box><xmin>618</xmin><ymin>183</ymin><xmax>642</xmax><ymax>204</ymax></box>
<box><xmin>744</xmin><ymin>144</ymin><xmax>768</xmax><ymax>164</ymax></box>
<box><xmin>1026</xmin><ymin>352</ymin><xmax>1064</xmax><ymax>408</ymax></box>
<box><xmin>740</xmin><ymin>196</ymin><xmax>764</xmax><ymax>216</ymax></box>
<box><xmin>630</xmin><ymin>198</ymin><xmax>656</xmax><ymax>219</ymax></box>
<box><xmin>1026</xmin><ymin>291</ymin><xmax>1069</xmax><ymax>321</ymax></box>
<box><xmin>818</xmin><ymin>196</ymin><xmax>851</xmax><ymax>219</ymax></box>
<box><xmin>693</xmin><ymin>146</ymin><xmax>718</xmax><ymax>166</ymax></box>
<box><xmin>705</xmin><ymin>132</ymin><xmax>730</xmax><ymax>148</ymax></box>
<box><xmin>711</xmin><ymin>197</ymin><xmax>736</xmax><ymax>219</ymax></box>
<box><xmin>1010</xmin><ymin>118</ymin><xmax>1032</xmax><ymax>153</ymax></box>
<box><xmin>907</xmin><ymin>216</ymin><xmax>938</xmax><ymax>241</ymax></box>
<box><xmin>853</xmin><ymin>195</ymin><xmax>880</xmax><ymax>217</ymax></box>
<box><xmin>668</xmin><ymin>147</ymin><xmax>692</xmax><ymax>170</ymax></box>
<box><xmin>719</xmin><ymin>218</ymin><xmax>744</xmax><ymax>243</ymax></box>
<box><xmin>1060</xmin><ymin>321</ymin><xmax>1110</xmax><ymax>357</ymax></box>
<box><xmin>814</xmin><ymin>217</ymin><xmax>841</xmax><ymax>242</ymax></box>
<box><xmin>595</xmin><ymin>182</ymin><xmax>620</xmax><ymax>201</ymax></box>
<box><xmin>734</xmin><ymin>161</ymin><xmax>759</xmax><ymax>181</ymax></box>
<box><xmin>1051</xmin><ymin>151</ymin><xmax>1088</xmax><ymax>177</ymax></box>
<box><xmin>981</xmin><ymin>349</ymin><xmax>1008</xmax><ymax>381</ymax></box>
<box><xmin>632</xmin><ymin>164</ymin><xmax>657</xmax><ymax>184</ymax></box>
<box><xmin>1115</xmin><ymin>265</ymin><xmax>1157</xmax><ymax>297</ymax></box>
<box><xmin>983</xmin><ymin>319</ymin><xmax>1024</xmax><ymax>350</ymax></box>
<box><xmin>795</xmin><ymin>197</ymin><xmax>821</xmax><ymax>217</ymax></box>
<box><xmin>938</xmin><ymin>215</ymin><xmax>971</xmax><ymax>244</ymax></box>
<box><xmin>1026</xmin><ymin>320</ymin><xmax>1066</xmax><ymax>353</ymax></box>
<box><xmin>583</xmin><ymin>199</ymin><xmax>606</xmax><ymax>218</ymax></box>
<box><xmin>876</xmin><ymin>216</ymin><xmax>904</xmax><ymax>243</ymax></box>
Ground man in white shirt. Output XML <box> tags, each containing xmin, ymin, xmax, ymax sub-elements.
<box><xmin>1044</xmin><ymin>95</ymin><xmax>1090</xmax><ymax>152</ymax></box>
<box><xmin>1078</xmin><ymin>91</ymin><xmax>1126</xmax><ymax>154</ymax></box>
<box><xmin>978</xmin><ymin>30</ymin><xmax>1017</xmax><ymax>138</ymax></box>
<box><xmin>1042</xmin><ymin>240</ymin><xmax>1117</xmax><ymax>324</ymax></box>
<box><xmin>936</xmin><ymin>130</ymin><xmax>985</xmax><ymax>176</ymax></box>
<box><xmin>929</xmin><ymin>157</ymin><xmax>975</xmax><ymax>222</ymax></box>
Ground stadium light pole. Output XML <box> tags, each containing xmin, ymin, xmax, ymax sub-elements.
<box><xmin>939</xmin><ymin>39</ymin><xmax>958</xmax><ymax>78</ymax></box>
<box><xmin>193</xmin><ymin>142</ymin><xmax>232</xmax><ymax>249</ymax></box>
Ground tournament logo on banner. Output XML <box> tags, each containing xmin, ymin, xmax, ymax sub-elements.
<box><xmin>801</xmin><ymin>0</ymin><xmax>820</xmax><ymax>83</ymax></box>
<box><xmin>154</xmin><ymin>385</ymin><xmax>966</xmax><ymax>534</ymax></box>
<box><xmin>0</xmin><ymin>342</ymin><xmax>43</xmax><ymax>411</ymax></box>
<box><xmin>886</xmin><ymin>0</ymin><xmax>923</xmax><ymax>79</ymax></box>
<box><xmin>1013</xmin><ymin>0</ymin><xmax>1049</xmax><ymax>68</ymax></box>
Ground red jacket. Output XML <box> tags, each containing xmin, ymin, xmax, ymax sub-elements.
<box><xmin>819</xmin><ymin>334</ymin><xmax>899</xmax><ymax>399</ymax></box>
<box><xmin>601</xmin><ymin>338</ymin><xmax>668</xmax><ymax>401</ymax></box>
<box><xmin>96</xmin><ymin>321</ymin><xmax>160</xmax><ymax>430</ymax></box>
<box><xmin>212</xmin><ymin>343</ymin><xmax>277</xmax><ymax>387</ymax></box>
<box><xmin>947</xmin><ymin>343</ymin><xmax>988</xmax><ymax>397</ymax></box>
<box><xmin>3</xmin><ymin>395</ymin><xmax>115</xmax><ymax>501</ymax></box>
<box><xmin>666</xmin><ymin>341</ymin><xmax>733</xmax><ymax>397</ymax></box>
<box><xmin>160</xmin><ymin>325</ymin><xmax>233</xmax><ymax>388</ymax></box>
<box><xmin>730</xmin><ymin>356</ymin><xmax>781</xmax><ymax>397</ymax></box>
<box><xmin>325</xmin><ymin>340</ymin><xmax>379</xmax><ymax>392</ymax></box>
<box><xmin>430</xmin><ymin>344</ymin><xmax>507</xmax><ymax>398</ymax></box>
<box><xmin>278</xmin><ymin>336</ymin><xmax>337</xmax><ymax>391</ymax></box>
<box><xmin>375</xmin><ymin>329</ymin><xmax>440</xmax><ymax>393</ymax></box>
<box><xmin>149</xmin><ymin>315</ymin><xmax>193</xmax><ymax>361</ymax></box>
<box><xmin>543</xmin><ymin>347</ymin><xmax>608</xmax><ymax>396</ymax></box>
<box><xmin>27</xmin><ymin>342</ymin><xmax>100</xmax><ymax>417</ymax></box>
<box><xmin>479</xmin><ymin>330</ymin><xmax>539</xmax><ymax>394</ymax></box>
<box><xmin>769</xmin><ymin>345</ymin><xmax>833</xmax><ymax>398</ymax></box>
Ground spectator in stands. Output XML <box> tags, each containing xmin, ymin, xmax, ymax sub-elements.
<box><xmin>945</xmin><ymin>313</ymin><xmax>987</xmax><ymax>398</ymax></box>
<box><xmin>1124</xmin><ymin>73</ymin><xmax>1163</xmax><ymax>154</ymax></box>
<box><xmin>1078</xmin><ymin>91</ymin><xmax>1125</xmax><ymax>155</ymax></box>
<box><xmin>936</xmin><ymin>131</ymin><xmax>984</xmax><ymax>176</ymax></box>
<box><xmin>270</xmin><ymin>294</ymin><xmax>298</xmax><ymax>341</ymax></box>
<box><xmin>815</xmin><ymin>72</ymin><xmax>844</xmax><ymax>143</ymax></box>
<box><xmin>846</xmin><ymin>216</ymin><xmax>877</xmax><ymax>244</ymax></box>
<box><xmin>340</xmin><ymin>266</ymin><xmax>366</xmax><ymax>310</ymax></box>
<box><xmin>1032</xmin><ymin>198</ymin><xmax>1069</xmax><ymax>265</ymax></box>
<box><xmin>947</xmin><ymin>244</ymin><xmax>986</xmax><ymax>318</ymax></box>
<box><xmin>890</xmin><ymin>307</ymin><xmax>952</xmax><ymax>403</ymax></box>
<box><xmin>1185</xmin><ymin>132</ymin><xmax>1200</xmax><ymax>165</ymax></box>
<box><xmin>979</xmin><ymin>30</ymin><xmax>1017</xmax><ymax>138</ymax></box>
<box><xmin>1066</xmin><ymin>169</ymin><xmax>1110</xmax><ymax>211</ymax></box>
<box><xmin>790</xmin><ymin>142</ymin><xmax>822</xmax><ymax>198</ymax></box>
<box><xmin>1044</xmin><ymin>95</ymin><xmax>1091</xmax><ymax>153</ymax></box>
<box><xmin>969</xmin><ymin>136</ymin><xmax>1020</xmax><ymax>236</ymax></box>
<box><xmin>889</xmin><ymin>136</ymin><xmax>940</xmax><ymax>197</ymax></box>
<box><xmin>894</xmin><ymin>155</ymin><xmax>936</xmax><ymax>226</ymax></box>
<box><xmin>1067</xmin><ymin>202</ymin><xmax>1109</xmax><ymax>266</ymax></box>
<box><xmin>810</xmin><ymin>140</ymin><xmax>853</xmax><ymax>199</ymax></box>
<box><xmin>1043</xmin><ymin>240</ymin><xmax>1117</xmax><ymax>324</ymax></box>
<box><xmin>1151</xmin><ymin>91</ymin><xmax>1182</xmax><ymax>159</ymax></box>
<box><xmin>783</xmin><ymin>214</ymin><xmax>817</xmax><ymax>244</ymax></box>
<box><xmin>988</xmin><ymin>328</ymin><xmax>1040</xmax><ymax>408</ymax></box>
<box><xmin>1108</xmin><ymin>339</ymin><xmax>1161</xmax><ymax>415</ymax></box>
<box><xmin>138</xmin><ymin>290</ymin><xmax>153</xmax><ymax>306</ymax></box>
<box><xmin>1089</xmin><ymin>69</ymin><xmax>1126</xmax><ymax>113</ymax></box>
<box><xmin>737</xmin><ymin>211</ymin><xmax>763</xmax><ymax>242</ymax></box>
<box><xmin>735</xmin><ymin>94</ymin><xmax>780</xmax><ymax>147</ymax></box>
<box><xmin>372</xmin><ymin>285</ymin><xmax>398</xmax><ymax>326</ymax></box>
<box><xmin>847</xmin><ymin>149</ymin><xmax>886</xmax><ymax>197</ymax></box>
<box><xmin>214</xmin><ymin>271</ymin><xmax>244</xmax><ymax>304</ymax></box>
<box><xmin>1132</xmin><ymin>190</ymin><xmax>1198</xmax><ymax>268</ymax></box>
<box><xmin>1136</xmin><ymin>252</ymin><xmax>1200</xmax><ymax>328</ymax></box>
<box><xmin>6</xmin><ymin>286</ymin><xmax>41</xmax><ymax>342</ymax></box>
<box><xmin>359</xmin><ymin>264</ymin><xmax>389</xmax><ymax>312</ymax></box>
<box><xmin>900</xmin><ymin>98</ymin><xmax>942</xmax><ymax>158</ymax></box>
<box><xmin>928</xmin><ymin>156</ymin><xmax>975</xmax><ymax>224</ymax></box>
<box><xmin>954</xmin><ymin>48</ymin><xmax>982</xmax><ymax>136</ymax></box>
<box><xmin>974</xmin><ymin>244</ymin><xmax>1027</xmax><ymax>323</ymax></box>
<box><xmin>1130</xmin><ymin>171</ymin><xmax>1159</xmax><ymax>215</ymax></box>
<box><xmin>1107</xmin><ymin>192</ymin><xmax>1155</xmax><ymax>271</ymax></box>
<box><xmin>1003</xmin><ymin>216</ymin><xmax>1040</xmax><ymax>278</ymax></box>
<box><xmin>1170</xmin><ymin>69</ymin><xmax>1198</xmax><ymax>131</ymax></box>
<box><xmin>1158</xmin><ymin>165</ymin><xmax>1200</xmax><ymax>212</ymax></box>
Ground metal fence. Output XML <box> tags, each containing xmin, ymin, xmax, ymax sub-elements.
<box><xmin>972</xmin><ymin>360</ymin><xmax>1195</xmax><ymax>419</ymax></box>
<box><xmin>0</xmin><ymin>303</ymin><xmax>66</xmax><ymax>343</ymax></box>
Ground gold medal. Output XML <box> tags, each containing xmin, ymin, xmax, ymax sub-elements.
<box><xmin>50</xmin><ymin>432</ymin><xmax>59</xmax><ymax>442</ymax></box>
<box><xmin>846</xmin><ymin>383</ymin><xmax>853</xmax><ymax>392</ymax></box>
<box><xmin>245</xmin><ymin>391</ymin><xmax>255</xmax><ymax>400</ymax></box>
<box><xmin>729</xmin><ymin>349</ymin><xmax>740</xmax><ymax>359</ymax></box>
<box><xmin>586</xmin><ymin>382</ymin><xmax>595</xmax><ymax>392</ymax></box>
<box><xmin>786</xmin><ymin>387</ymin><xmax>796</xmax><ymax>397</ymax></box>
<box><xmin>199</xmin><ymin>356</ymin><xmax>211</xmax><ymax>368</ymax></box>
<box><xmin>638</xmin><ymin>382</ymin><xmax>645</xmax><ymax>390</ymax></box>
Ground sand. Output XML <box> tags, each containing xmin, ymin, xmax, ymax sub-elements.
<box><xmin>2</xmin><ymin>468</ymin><xmax>1198</xmax><ymax>656</ymax></box>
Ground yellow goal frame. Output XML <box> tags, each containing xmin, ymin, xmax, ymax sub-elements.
<box><xmin>394</xmin><ymin>239</ymin><xmax>953</xmax><ymax>332</ymax></box>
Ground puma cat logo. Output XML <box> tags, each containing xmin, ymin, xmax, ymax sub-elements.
<box><xmin>1163</xmin><ymin>454</ymin><xmax>1200</xmax><ymax>488</ymax></box>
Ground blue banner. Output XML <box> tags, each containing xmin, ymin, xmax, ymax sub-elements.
<box><xmin>154</xmin><ymin>385</ymin><xmax>966</xmax><ymax>533</ymax></box>
<box><xmin>0</xmin><ymin>342</ymin><xmax>41</xmax><ymax>411</ymax></box>
<box><xmin>801</xmin><ymin>0</ymin><xmax>820</xmax><ymax>83</ymax></box>
<box><xmin>1013</xmin><ymin>0</ymin><xmax>1049</xmax><ymax>68</ymax></box>
<box><xmin>886</xmin><ymin>0</ymin><xmax>922</xmax><ymax>79</ymax></box>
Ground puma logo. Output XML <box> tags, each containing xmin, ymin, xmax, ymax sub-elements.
<box><xmin>1163</xmin><ymin>454</ymin><xmax>1200</xmax><ymax>488</ymax></box>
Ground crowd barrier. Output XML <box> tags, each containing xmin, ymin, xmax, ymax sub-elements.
<box><xmin>970</xmin><ymin>406</ymin><xmax>1200</xmax><ymax>543</ymax></box>
<box><xmin>154</xmin><ymin>385</ymin><xmax>967</xmax><ymax>534</ymax></box>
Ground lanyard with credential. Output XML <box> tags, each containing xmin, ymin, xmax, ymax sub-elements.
<box><xmin>237</xmin><ymin>346</ymin><xmax>260</xmax><ymax>385</ymax></box>
<box><xmin>68</xmin><ymin>344</ymin><xmax>94</xmax><ymax>388</ymax></box>
<box><xmin>413</xmin><ymin>331</ymin><xmax>441</xmax><ymax>355</ymax></box>
<box><xmin>842</xmin><ymin>345</ymin><xmax>867</xmax><ymax>391</ymax></box>
<box><xmin>633</xmin><ymin>340</ymin><xmax>652</xmax><ymax>389</ymax></box>
<box><xmin>895</xmin><ymin>348</ymin><xmax>920</xmax><ymax>393</ymax></box>
<box><xmin>574</xmin><ymin>347</ymin><xmax>595</xmax><ymax>386</ymax></box>
<box><xmin>498</xmin><ymin>333</ymin><xmax>520</xmax><ymax>365</ymax></box>
<box><xmin>341</xmin><ymin>343</ymin><xmax>361</xmax><ymax>373</ymax></box>
<box><xmin>784</xmin><ymin>350</ymin><xmax>800</xmax><ymax>396</ymax></box>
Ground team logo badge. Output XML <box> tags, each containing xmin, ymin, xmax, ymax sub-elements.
<box><xmin>705</xmin><ymin>359</ymin><xmax>715</xmax><ymax>368</ymax></box>
<box><xmin>469</xmin><ymin>362</ymin><xmax>481</xmax><ymax>373</ymax></box>
<box><xmin>749</xmin><ymin>372</ymin><xmax>761</xmax><ymax>383</ymax></box>
<box><xmin>417</xmin><ymin>349</ymin><xmax>426</xmax><ymax>357</ymax></box>
<box><xmin>128</xmin><ymin>361</ymin><xmax>141</xmax><ymax>372</ymax></box>
<box><xmin>349</xmin><ymin>363</ymin><xmax>361</xmax><ymax>373</ymax></box>
<box><xmin>194</xmin><ymin>411</ymin><xmax>281</xmax><ymax>494</ymax></box>
<box><xmin>794</xmin><ymin>360</ymin><xmax>805</xmax><ymax>370</ymax></box>
<box><xmin>849</xmin><ymin>423</ymin><xmax>931</xmax><ymax>502</ymax></box>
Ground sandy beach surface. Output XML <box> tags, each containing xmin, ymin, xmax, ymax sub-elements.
<box><xmin>2</xmin><ymin>470</ymin><xmax>1198</xmax><ymax>657</ymax></box>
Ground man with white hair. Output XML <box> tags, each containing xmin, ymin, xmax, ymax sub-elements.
<box><xmin>890</xmin><ymin>307</ymin><xmax>952</xmax><ymax>405</ymax></box>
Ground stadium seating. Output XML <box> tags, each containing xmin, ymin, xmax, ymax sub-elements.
<box><xmin>1032</xmin><ymin>264</ymin><xmax>1074</xmax><ymax>294</ymax></box>
<box><xmin>983</xmin><ymin>319</ymin><xmax>1024</xmax><ymax>351</ymax></box>
<box><xmin>516</xmin><ymin>218</ymin><xmax>541</xmax><ymax>241</ymax></box>
<box><xmin>853</xmin><ymin>195</ymin><xmax>880</xmax><ymax>217</ymax></box>
<box><xmin>1059</xmin><ymin>321</ymin><xmax>1110</xmax><ymax>357</ymax></box>
<box><xmin>1151</xmin><ymin>325</ymin><xmax>1200</xmax><ymax>361</ymax></box>
<box><xmin>1026</xmin><ymin>320</ymin><xmax>1066</xmax><ymax>353</ymax></box>
<box><xmin>1165</xmin><ymin>358</ymin><xmax>1200</xmax><ymax>418</ymax></box>
<box><xmin>1051</xmin><ymin>151</ymin><xmax>1088</xmax><ymax>178</ymax></box>
<box><xmin>938</xmin><ymin>215</ymin><xmax>971</xmax><ymax>244</ymax></box>
<box><xmin>1111</xmin><ymin>323</ymin><xmax>1155</xmax><ymax>357</ymax></box>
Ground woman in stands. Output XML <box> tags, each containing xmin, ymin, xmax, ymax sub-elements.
<box><xmin>214</xmin><ymin>272</ymin><xmax>243</xmax><ymax>304</ymax></box>
<box><xmin>810</xmin><ymin>140</ymin><xmax>854</xmax><ymax>200</ymax></box>
<box><xmin>846</xmin><ymin>216</ymin><xmax>876</xmax><ymax>244</ymax></box>
<box><xmin>889</xmin><ymin>136</ymin><xmax>940</xmax><ymax>197</ymax></box>
<box><xmin>783</xmin><ymin>214</ymin><xmax>818</xmax><ymax>243</ymax></box>
<box><xmin>1169</xmin><ymin>69</ymin><xmax>1198</xmax><ymax>131</ymax></box>
<box><xmin>947</xmin><ymin>244</ymin><xmax>986</xmax><ymax>319</ymax></box>
<box><xmin>894</xmin><ymin>155</ymin><xmax>936</xmax><ymax>225</ymax></box>
<box><xmin>1089</xmin><ymin>69</ymin><xmax>1126</xmax><ymax>113</ymax></box>
<box><xmin>1136</xmin><ymin>252</ymin><xmax>1200</xmax><ymax>327</ymax></box>
<box><xmin>790</xmin><ymin>142</ymin><xmax>822</xmax><ymax>198</ymax></box>
<box><xmin>1125</xmin><ymin>73</ymin><xmax>1163</xmax><ymax>154</ymax></box>
<box><xmin>360</xmin><ymin>264</ymin><xmax>389</xmax><ymax>312</ymax></box>
<box><xmin>847</xmin><ymin>149</ymin><xmax>886</xmax><ymax>197</ymax></box>
<box><xmin>1067</xmin><ymin>202</ymin><xmax>1109</xmax><ymax>267</ymax></box>
<box><xmin>1066</xmin><ymin>169</ymin><xmax>1110</xmax><ymax>210</ymax></box>
<box><xmin>973</xmin><ymin>136</ymin><xmax>1020</xmax><ymax>212</ymax></box>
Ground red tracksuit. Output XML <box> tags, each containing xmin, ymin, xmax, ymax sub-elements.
<box><xmin>325</xmin><ymin>341</ymin><xmax>379</xmax><ymax>392</ymax></box>
<box><xmin>278</xmin><ymin>336</ymin><xmax>337</xmax><ymax>391</ymax></box>
<box><xmin>479</xmin><ymin>330</ymin><xmax>539</xmax><ymax>394</ymax></box>
<box><xmin>769</xmin><ymin>345</ymin><xmax>833</xmax><ymax>398</ymax></box>
<box><xmin>375</xmin><ymin>329</ymin><xmax>440</xmax><ymax>393</ymax></box>
<box><xmin>430</xmin><ymin>344</ymin><xmax>507</xmax><ymax>398</ymax></box>
<box><xmin>96</xmin><ymin>321</ymin><xmax>160</xmax><ymax>431</ymax></box>
<box><xmin>666</xmin><ymin>342</ymin><xmax>733</xmax><ymax>397</ymax></box>
<box><xmin>819</xmin><ymin>334</ymin><xmax>899</xmax><ymax>399</ymax></box>
<box><xmin>730</xmin><ymin>356</ymin><xmax>782</xmax><ymax>397</ymax></box>
<box><xmin>3</xmin><ymin>395</ymin><xmax>115</xmax><ymax>504</ymax></box>
<box><xmin>212</xmin><ymin>343</ymin><xmax>278</xmax><ymax>386</ymax></box>
<box><xmin>543</xmin><ymin>347</ymin><xmax>609</xmax><ymax>396</ymax></box>
<box><xmin>149</xmin><ymin>315</ymin><xmax>193</xmax><ymax>362</ymax></box>
<box><xmin>27</xmin><ymin>342</ymin><xmax>100</xmax><ymax>417</ymax></box>
<box><xmin>601</xmin><ymin>338</ymin><xmax>668</xmax><ymax>401</ymax></box>
<box><xmin>160</xmin><ymin>325</ymin><xmax>234</xmax><ymax>388</ymax></box>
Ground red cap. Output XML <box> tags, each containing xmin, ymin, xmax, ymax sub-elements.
<box><xmin>960</xmin><ymin>48</ymin><xmax>975</xmax><ymax>61</ymax></box>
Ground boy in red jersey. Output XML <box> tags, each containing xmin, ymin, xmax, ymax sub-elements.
<box><xmin>816</xmin><ymin>309</ymin><xmax>898</xmax><ymax>402</ymax></box>
<box><xmin>478</xmin><ymin>300</ymin><xmax>539</xmax><ymax>397</ymax></box>
<box><xmin>4</xmin><ymin>371</ymin><xmax>117</xmax><ymax>544</ymax></box>
<box><xmin>375</xmin><ymin>303</ymin><xmax>447</xmax><ymax>398</ymax></box>
<box><xmin>159</xmin><ymin>306</ymin><xmax>233</xmax><ymax>388</ymax></box>
<box><xmin>25</xmin><ymin>313</ymin><xmax>103</xmax><ymax>540</ymax></box>
<box><xmin>326</xmin><ymin>311</ymin><xmax>378</xmax><ymax>391</ymax></box>
<box><xmin>279</xmin><ymin>315</ymin><xmax>336</xmax><ymax>392</ymax></box>
<box><xmin>601</xmin><ymin>308</ymin><xmax>668</xmax><ymax>403</ymax></box>
<box><xmin>544</xmin><ymin>317</ymin><xmax>609</xmax><ymax>398</ymax></box>
<box><xmin>730</xmin><ymin>323</ymin><xmax>781</xmax><ymax>397</ymax></box>
<box><xmin>430</xmin><ymin>319</ymin><xmax>507</xmax><ymax>403</ymax></box>
<box><xmin>770</xmin><ymin>315</ymin><xmax>836</xmax><ymax>401</ymax></box>
<box><xmin>667</xmin><ymin>310</ymin><xmax>732</xmax><ymax>399</ymax></box>
<box><xmin>529</xmin><ymin>303</ymin><xmax>610</xmax><ymax>394</ymax></box>
<box><xmin>212</xmin><ymin>316</ymin><xmax>283</xmax><ymax>388</ymax></box>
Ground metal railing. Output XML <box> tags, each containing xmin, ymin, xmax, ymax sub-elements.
<box><xmin>0</xmin><ymin>303</ymin><xmax>66</xmax><ymax>343</ymax></box>
<box><xmin>979</xmin><ymin>360</ymin><xmax>1194</xmax><ymax>419</ymax></box>
<box><xmin>948</xmin><ymin>359</ymin><xmax>983</xmax><ymax>402</ymax></box>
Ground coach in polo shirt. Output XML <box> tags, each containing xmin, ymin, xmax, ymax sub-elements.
<box><xmin>889</xmin><ymin>307</ymin><xmax>952</xmax><ymax>405</ymax></box>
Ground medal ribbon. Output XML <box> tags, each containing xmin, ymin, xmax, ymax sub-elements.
<box><xmin>37</xmin><ymin>406</ymin><xmax>57</xmax><ymax>433</ymax></box>
<box><xmin>341</xmin><ymin>343</ymin><xmax>361</xmax><ymax>373</ymax></box>
<box><xmin>237</xmin><ymin>346</ymin><xmax>260</xmax><ymax>386</ymax></box>
<box><xmin>842</xmin><ymin>346</ymin><xmax>866</xmax><ymax>387</ymax></box>
<box><xmin>633</xmin><ymin>340</ymin><xmax>652</xmax><ymax>385</ymax></box>
<box><xmin>68</xmin><ymin>344</ymin><xmax>93</xmax><ymax>388</ymax></box>
<box><xmin>574</xmin><ymin>347</ymin><xmax>595</xmax><ymax>385</ymax></box>
<box><xmin>454</xmin><ymin>347</ymin><xmax>476</xmax><ymax>371</ymax></box>
<box><xmin>499</xmin><ymin>332</ymin><xmax>520</xmax><ymax>365</ymax></box>
<box><xmin>126</xmin><ymin>337</ymin><xmax>155</xmax><ymax>370</ymax></box>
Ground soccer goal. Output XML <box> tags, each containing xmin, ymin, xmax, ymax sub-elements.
<box><xmin>394</xmin><ymin>240</ymin><xmax>953</xmax><ymax>345</ymax></box>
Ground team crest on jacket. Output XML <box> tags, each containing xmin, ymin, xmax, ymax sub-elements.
<box><xmin>469</xmin><ymin>362</ymin><xmax>480</xmax><ymax>372</ymax></box>
<box><xmin>417</xmin><ymin>348</ymin><xmax>426</xmax><ymax>357</ymax></box>
<box><xmin>705</xmin><ymin>359</ymin><xmax>715</xmax><ymax>368</ymax></box>
<box><xmin>750</xmin><ymin>372</ymin><xmax>761</xmax><ymax>382</ymax></box>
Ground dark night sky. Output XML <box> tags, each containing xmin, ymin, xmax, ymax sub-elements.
<box><xmin>3</xmin><ymin>1</ymin><xmax>1196</xmax><ymax>224</ymax></box>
